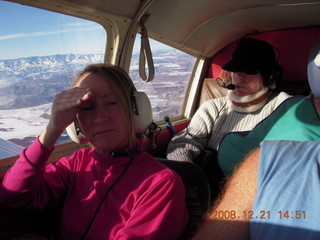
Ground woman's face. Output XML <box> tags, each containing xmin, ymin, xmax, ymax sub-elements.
<box><xmin>231</xmin><ymin>72</ymin><xmax>264</xmax><ymax>96</ymax></box>
<box><xmin>75</xmin><ymin>72</ymin><xmax>130</xmax><ymax>155</ymax></box>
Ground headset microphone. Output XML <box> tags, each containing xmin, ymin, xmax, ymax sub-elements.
<box><xmin>216</xmin><ymin>78</ymin><xmax>236</xmax><ymax>90</ymax></box>
<box><xmin>225</xmin><ymin>84</ymin><xmax>236</xmax><ymax>90</ymax></box>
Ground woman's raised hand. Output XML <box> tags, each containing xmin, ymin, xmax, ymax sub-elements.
<box><xmin>39</xmin><ymin>88</ymin><xmax>92</xmax><ymax>149</ymax></box>
<box><xmin>50</xmin><ymin>88</ymin><xmax>92</xmax><ymax>131</ymax></box>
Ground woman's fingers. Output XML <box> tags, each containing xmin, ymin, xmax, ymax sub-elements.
<box><xmin>57</xmin><ymin>88</ymin><xmax>90</xmax><ymax>104</ymax></box>
<box><xmin>54</xmin><ymin>88</ymin><xmax>92</xmax><ymax>110</ymax></box>
<box><xmin>76</xmin><ymin>90</ymin><xmax>93</xmax><ymax>105</ymax></box>
<box><xmin>50</xmin><ymin>88</ymin><xmax>92</xmax><ymax>130</ymax></box>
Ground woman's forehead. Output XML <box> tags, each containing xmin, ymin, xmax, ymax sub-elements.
<box><xmin>76</xmin><ymin>72</ymin><xmax>113</xmax><ymax>91</ymax></box>
<box><xmin>77</xmin><ymin>73</ymin><xmax>119</xmax><ymax>102</ymax></box>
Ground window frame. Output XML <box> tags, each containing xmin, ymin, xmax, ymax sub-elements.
<box><xmin>0</xmin><ymin>1</ymin><xmax>204</xmax><ymax>162</ymax></box>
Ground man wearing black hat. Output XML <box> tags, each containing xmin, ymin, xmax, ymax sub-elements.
<box><xmin>223</xmin><ymin>38</ymin><xmax>282</xmax><ymax>91</ymax></box>
<box><xmin>166</xmin><ymin>38</ymin><xmax>290</xmax><ymax>180</ymax></box>
<box><xmin>194</xmin><ymin>40</ymin><xmax>320</xmax><ymax>240</ymax></box>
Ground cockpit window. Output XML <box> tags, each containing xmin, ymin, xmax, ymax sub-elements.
<box><xmin>0</xmin><ymin>1</ymin><xmax>106</xmax><ymax>158</ymax></box>
<box><xmin>130</xmin><ymin>35</ymin><xmax>196</xmax><ymax>122</ymax></box>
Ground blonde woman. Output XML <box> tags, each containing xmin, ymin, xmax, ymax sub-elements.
<box><xmin>0</xmin><ymin>64</ymin><xmax>188</xmax><ymax>240</ymax></box>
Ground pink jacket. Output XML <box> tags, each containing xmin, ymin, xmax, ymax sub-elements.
<box><xmin>0</xmin><ymin>138</ymin><xmax>189</xmax><ymax>239</ymax></box>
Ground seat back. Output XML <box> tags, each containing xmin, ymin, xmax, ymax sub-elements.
<box><xmin>0</xmin><ymin>207</ymin><xmax>59</xmax><ymax>240</ymax></box>
<box><xmin>199</xmin><ymin>78</ymin><xmax>228</xmax><ymax>105</ymax></box>
<box><xmin>157</xmin><ymin>158</ymin><xmax>210</xmax><ymax>240</ymax></box>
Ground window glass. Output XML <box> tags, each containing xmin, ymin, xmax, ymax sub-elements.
<box><xmin>129</xmin><ymin>35</ymin><xmax>196</xmax><ymax>122</ymax></box>
<box><xmin>0</xmin><ymin>1</ymin><xmax>106</xmax><ymax>158</ymax></box>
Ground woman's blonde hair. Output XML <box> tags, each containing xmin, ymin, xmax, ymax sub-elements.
<box><xmin>73</xmin><ymin>64</ymin><xmax>137</xmax><ymax>145</ymax></box>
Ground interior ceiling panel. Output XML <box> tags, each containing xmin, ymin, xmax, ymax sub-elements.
<box><xmin>65</xmin><ymin>0</ymin><xmax>141</xmax><ymax>18</ymax></box>
<box><xmin>8</xmin><ymin>0</ymin><xmax>320</xmax><ymax>57</ymax></box>
<box><xmin>145</xmin><ymin>0</ymin><xmax>320</xmax><ymax>57</ymax></box>
<box><xmin>179</xmin><ymin>4</ymin><xmax>320</xmax><ymax>57</ymax></box>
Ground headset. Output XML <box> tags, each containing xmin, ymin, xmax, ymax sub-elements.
<box><xmin>264</xmin><ymin>46</ymin><xmax>283</xmax><ymax>90</ymax></box>
<box><xmin>216</xmin><ymin>78</ymin><xmax>236</xmax><ymax>90</ymax></box>
<box><xmin>66</xmin><ymin>90</ymin><xmax>153</xmax><ymax>144</ymax></box>
<box><xmin>217</xmin><ymin>61</ymin><xmax>282</xmax><ymax>91</ymax></box>
<box><xmin>217</xmin><ymin>66</ymin><xmax>282</xmax><ymax>90</ymax></box>
<box><xmin>217</xmin><ymin>64</ymin><xmax>282</xmax><ymax>91</ymax></box>
<box><xmin>266</xmin><ymin>62</ymin><xmax>283</xmax><ymax>90</ymax></box>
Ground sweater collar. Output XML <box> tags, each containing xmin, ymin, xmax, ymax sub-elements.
<box><xmin>228</xmin><ymin>86</ymin><xmax>271</xmax><ymax>113</ymax></box>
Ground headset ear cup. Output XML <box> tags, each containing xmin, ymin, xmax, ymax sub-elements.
<box><xmin>132</xmin><ymin>91</ymin><xmax>153</xmax><ymax>133</ymax></box>
<box><xmin>268</xmin><ymin>64</ymin><xmax>282</xmax><ymax>90</ymax></box>
<box><xmin>268</xmin><ymin>75</ymin><xmax>276</xmax><ymax>90</ymax></box>
<box><xmin>66</xmin><ymin>121</ymin><xmax>87</xmax><ymax>144</ymax></box>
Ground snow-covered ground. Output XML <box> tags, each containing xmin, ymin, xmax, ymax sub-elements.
<box><xmin>0</xmin><ymin>103</ymin><xmax>51</xmax><ymax>140</ymax></box>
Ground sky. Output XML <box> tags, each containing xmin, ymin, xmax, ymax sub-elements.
<box><xmin>0</xmin><ymin>1</ymin><xmax>107</xmax><ymax>59</ymax></box>
<box><xmin>0</xmin><ymin>1</ymin><xmax>172</xmax><ymax>60</ymax></box>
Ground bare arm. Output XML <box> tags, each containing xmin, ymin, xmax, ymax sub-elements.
<box><xmin>313</xmin><ymin>97</ymin><xmax>320</xmax><ymax>118</ymax></box>
<box><xmin>193</xmin><ymin>147</ymin><xmax>261</xmax><ymax>240</ymax></box>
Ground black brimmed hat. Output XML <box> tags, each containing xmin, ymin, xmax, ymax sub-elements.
<box><xmin>222</xmin><ymin>38</ymin><xmax>277</xmax><ymax>79</ymax></box>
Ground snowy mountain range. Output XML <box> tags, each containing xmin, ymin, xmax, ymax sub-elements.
<box><xmin>0</xmin><ymin>51</ymin><xmax>193</xmax><ymax>152</ymax></box>
<box><xmin>0</xmin><ymin>53</ymin><xmax>104</xmax><ymax>110</ymax></box>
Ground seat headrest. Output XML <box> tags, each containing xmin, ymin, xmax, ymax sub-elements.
<box><xmin>307</xmin><ymin>41</ymin><xmax>320</xmax><ymax>97</ymax></box>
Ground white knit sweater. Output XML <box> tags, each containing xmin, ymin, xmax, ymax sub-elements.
<box><xmin>166</xmin><ymin>91</ymin><xmax>290</xmax><ymax>162</ymax></box>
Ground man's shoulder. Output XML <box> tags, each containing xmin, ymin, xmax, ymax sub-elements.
<box><xmin>200</xmin><ymin>96</ymin><xmax>227</xmax><ymax>109</ymax></box>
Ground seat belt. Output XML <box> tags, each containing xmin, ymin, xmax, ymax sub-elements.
<box><xmin>139</xmin><ymin>14</ymin><xmax>154</xmax><ymax>82</ymax></box>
